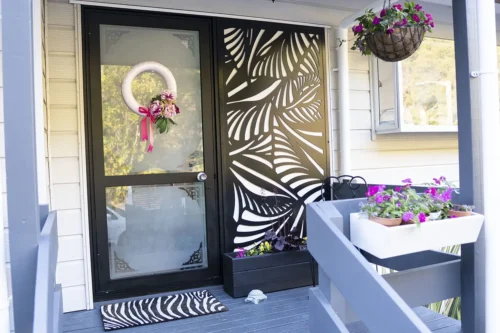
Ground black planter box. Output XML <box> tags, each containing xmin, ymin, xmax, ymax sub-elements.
<box><xmin>223</xmin><ymin>249</ymin><xmax>316</xmax><ymax>298</ymax></box>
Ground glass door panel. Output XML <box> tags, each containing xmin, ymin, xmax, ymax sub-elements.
<box><xmin>106</xmin><ymin>184</ymin><xmax>207</xmax><ymax>280</ymax></box>
<box><xmin>100</xmin><ymin>25</ymin><xmax>204</xmax><ymax>175</ymax></box>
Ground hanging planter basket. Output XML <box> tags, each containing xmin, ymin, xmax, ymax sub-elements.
<box><xmin>365</xmin><ymin>26</ymin><xmax>425</xmax><ymax>62</ymax></box>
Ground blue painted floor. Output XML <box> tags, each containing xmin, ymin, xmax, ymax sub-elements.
<box><xmin>63</xmin><ymin>286</ymin><xmax>461</xmax><ymax>332</ymax></box>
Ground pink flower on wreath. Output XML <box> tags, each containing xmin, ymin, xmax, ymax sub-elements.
<box><xmin>148</xmin><ymin>100</ymin><xmax>162</xmax><ymax>116</ymax></box>
<box><xmin>380</xmin><ymin>8</ymin><xmax>387</xmax><ymax>17</ymax></box>
<box><xmin>415</xmin><ymin>4</ymin><xmax>423</xmax><ymax>11</ymax></box>
<box><xmin>164</xmin><ymin>104</ymin><xmax>178</xmax><ymax>118</ymax></box>
<box><xmin>161</xmin><ymin>90</ymin><xmax>175</xmax><ymax>101</ymax></box>
<box><xmin>412</xmin><ymin>14</ymin><xmax>421</xmax><ymax>23</ymax></box>
<box><xmin>393</xmin><ymin>4</ymin><xmax>402</xmax><ymax>11</ymax></box>
<box><xmin>373</xmin><ymin>16</ymin><xmax>381</xmax><ymax>25</ymax></box>
<box><xmin>386</xmin><ymin>28</ymin><xmax>394</xmax><ymax>35</ymax></box>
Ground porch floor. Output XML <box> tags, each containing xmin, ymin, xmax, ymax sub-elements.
<box><xmin>63</xmin><ymin>286</ymin><xmax>462</xmax><ymax>332</ymax></box>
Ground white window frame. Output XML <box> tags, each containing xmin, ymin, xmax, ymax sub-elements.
<box><xmin>371</xmin><ymin>54</ymin><xmax>459</xmax><ymax>134</ymax></box>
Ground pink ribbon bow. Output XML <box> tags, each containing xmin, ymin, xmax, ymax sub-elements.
<box><xmin>138</xmin><ymin>106</ymin><xmax>154</xmax><ymax>152</ymax></box>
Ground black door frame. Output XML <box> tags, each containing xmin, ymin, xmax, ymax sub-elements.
<box><xmin>82</xmin><ymin>7</ymin><xmax>221</xmax><ymax>301</ymax></box>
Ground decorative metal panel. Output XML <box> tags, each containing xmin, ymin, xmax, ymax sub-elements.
<box><xmin>218</xmin><ymin>20</ymin><xmax>328</xmax><ymax>251</ymax></box>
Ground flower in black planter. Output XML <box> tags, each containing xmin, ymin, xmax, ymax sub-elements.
<box><xmin>274</xmin><ymin>236</ymin><xmax>286</xmax><ymax>251</ymax></box>
<box><xmin>235</xmin><ymin>228</ymin><xmax>307</xmax><ymax>257</ymax></box>
<box><xmin>264</xmin><ymin>230</ymin><xmax>277</xmax><ymax>242</ymax></box>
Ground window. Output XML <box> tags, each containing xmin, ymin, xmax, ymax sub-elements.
<box><xmin>372</xmin><ymin>38</ymin><xmax>458</xmax><ymax>133</ymax></box>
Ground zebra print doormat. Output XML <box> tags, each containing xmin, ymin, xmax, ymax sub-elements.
<box><xmin>100</xmin><ymin>290</ymin><xmax>228</xmax><ymax>331</ymax></box>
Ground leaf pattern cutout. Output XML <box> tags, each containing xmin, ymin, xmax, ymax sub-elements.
<box><xmin>221</xmin><ymin>25</ymin><xmax>327</xmax><ymax>250</ymax></box>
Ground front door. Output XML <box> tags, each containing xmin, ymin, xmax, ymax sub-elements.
<box><xmin>83</xmin><ymin>8</ymin><xmax>219</xmax><ymax>300</ymax></box>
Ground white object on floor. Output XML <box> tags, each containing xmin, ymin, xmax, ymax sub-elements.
<box><xmin>245</xmin><ymin>290</ymin><xmax>268</xmax><ymax>304</ymax></box>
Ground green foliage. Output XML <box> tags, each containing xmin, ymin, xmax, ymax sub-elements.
<box><xmin>155</xmin><ymin>117</ymin><xmax>176</xmax><ymax>134</ymax></box>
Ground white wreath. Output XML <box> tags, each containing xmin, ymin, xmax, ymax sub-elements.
<box><xmin>121</xmin><ymin>61</ymin><xmax>178</xmax><ymax>115</ymax></box>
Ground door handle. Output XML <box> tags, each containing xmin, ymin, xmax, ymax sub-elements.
<box><xmin>197</xmin><ymin>172</ymin><xmax>208</xmax><ymax>182</ymax></box>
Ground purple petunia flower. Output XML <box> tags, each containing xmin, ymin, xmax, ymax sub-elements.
<box><xmin>395</xmin><ymin>186</ymin><xmax>402</xmax><ymax>192</ymax></box>
<box><xmin>425</xmin><ymin>187</ymin><xmax>437</xmax><ymax>196</ymax></box>
<box><xmin>375</xmin><ymin>194</ymin><xmax>384</xmax><ymax>204</ymax></box>
<box><xmin>440</xmin><ymin>176</ymin><xmax>447</xmax><ymax>182</ymax></box>
<box><xmin>393</xmin><ymin>4</ymin><xmax>402</xmax><ymax>11</ymax></box>
<box><xmin>383</xmin><ymin>195</ymin><xmax>391</xmax><ymax>201</ymax></box>
<box><xmin>396</xmin><ymin>202</ymin><xmax>401</xmax><ymax>207</ymax></box>
<box><xmin>402</xmin><ymin>178</ymin><xmax>412</xmax><ymax>184</ymax></box>
<box><xmin>430</xmin><ymin>22</ymin><xmax>435</xmax><ymax>28</ymax></box>
<box><xmin>415</xmin><ymin>4</ymin><xmax>423</xmax><ymax>11</ymax></box>
<box><xmin>386</xmin><ymin>28</ymin><xmax>395</xmax><ymax>35</ymax></box>
<box><xmin>236</xmin><ymin>248</ymin><xmax>245</xmax><ymax>258</ymax></box>
<box><xmin>418</xmin><ymin>212</ymin><xmax>426</xmax><ymax>223</ymax></box>
<box><xmin>442</xmin><ymin>188</ymin><xmax>453</xmax><ymax>202</ymax></box>
<box><xmin>412</xmin><ymin>14</ymin><xmax>421</xmax><ymax>23</ymax></box>
<box><xmin>366</xmin><ymin>185</ymin><xmax>380</xmax><ymax>197</ymax></box>
<box><xmin>433</xmin><ymin>178</ymin><xmax>441</xmax><ymax>185</ymax></box>
<box><xmin>373</xmin><ymin>16</ymin><xmax>381</xmax><ymax>25</ymax></box>
<box><xmin>352</xmin><ymin>23</ymin><xmax>363</xmax><ymax>35</ymax></box>
<box><xmin>426</xmin><ymin>13</ymin><xmax>433</xmax><ymax>21</ymax></box>
<box><xmin>402</xmin><ymin>212</ymin><xmax>414</xmax><ymax>222</ymax></box>
<box><xmin>380</xmin><ymin>8</ymin><xmax>387</xmax><ymax>17</ymax></box>
<box><xmin>394</xmin><ymin>18</ymin><xmax>408</xmax><ymax>28</ymax></box>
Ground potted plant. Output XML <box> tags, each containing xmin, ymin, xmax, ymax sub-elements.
<box><xmin>360</xmin><ymin>179</ymin><xmax>429</xmax><ymax>227</ymax></box>
<box><xmin>349</xmin><ymin>2</ymin><xmax>435</xmax><ymax>62</ymax></box>
<box><xmin>350</xmin><ymin>177</ymin><xmax>484</xmax><ymax>259</ymax></box>
<box><xmin>423</xmin><ymin>176</ymin><xmax>457</xmax><ymax>219</ymax></box>
<box><xmin>223</xmin><ymin>189</ymin><xmax>314</xmax><ymax>298</ymax></box>
<box><xmin>449</xmin><ymin>204</ymin><xmax>475</xmax><ymax>218</ymax></box>
<box><xmin>223</xmin><ymin>229</ymin><xmax>313</xmax><ymax>298</ymax></box>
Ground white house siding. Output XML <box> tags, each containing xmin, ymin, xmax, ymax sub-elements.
<box><xmin>44</xmin><ymin>0</ymin><xmax>462</xmax><ymax>312</ymax></box>
<box><xmin>47</xmin><ymin>0</ymin><xmax>90</xmax><ymax>313</ymax></box>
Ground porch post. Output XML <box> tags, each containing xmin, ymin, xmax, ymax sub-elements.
<box><xmin>2</xmin><ymin>0</ymin><xmax>41</xmax><ymax>332</ymax></box>
<box><xmin>453</xmin><ymin>0</ymin><xmax>500</xmax><ymax>332</ymax></box>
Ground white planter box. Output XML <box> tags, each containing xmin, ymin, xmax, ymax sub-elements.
<box><xmin>350</xmin><ymin>213</ymin><xmax>484</xmax><ymax>259</ymax></box>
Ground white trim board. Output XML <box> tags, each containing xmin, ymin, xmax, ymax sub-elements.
<box><xmin>74</xmin><ymin>4</ymin><xmax>94</xmax><ymax>310</ymax></box>
<box><xmin>70</xmin><ymin>0</ymin><xmax>334</xmax><ymax>28</ymax></box>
